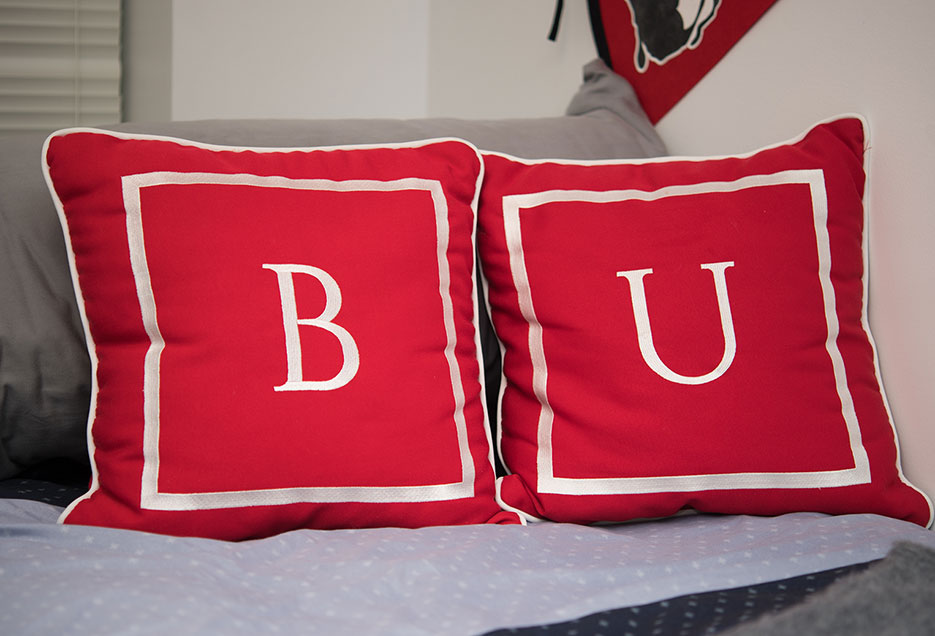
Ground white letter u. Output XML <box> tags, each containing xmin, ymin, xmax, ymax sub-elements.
<box><xmin>616</xmin><ymin>261</ymin><xmax>736</xmax><ymax>385</ymax></box>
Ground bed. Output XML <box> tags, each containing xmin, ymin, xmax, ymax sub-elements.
<box><xmin>2</xmin><ymin>60</ymin><xmax>933</xmax><ymax>635</ymax></box>
<box><xmin>2</xmin><ymin>494</ymin><xmax>933</xmax><ymax>635</ymax></box>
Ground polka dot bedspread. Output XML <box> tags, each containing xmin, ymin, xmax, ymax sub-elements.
<box><xmin>1</xmin><ymin>489</ymin><xmax>933</xmax><ymax>635</ymax></box>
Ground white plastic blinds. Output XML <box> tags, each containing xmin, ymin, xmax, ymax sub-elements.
<box><xmin>0</xmin><ymin>0</ymin><xmax>121</xmax><ymax>134</ymax></box>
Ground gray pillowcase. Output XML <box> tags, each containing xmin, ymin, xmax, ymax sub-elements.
<box><xmin>0</xmin><ymin>58</ymin><xmax>665</xmax><ymax>479</ymax></box>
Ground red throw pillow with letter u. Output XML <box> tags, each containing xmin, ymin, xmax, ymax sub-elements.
<box><xmin>45</xmin><ymin>130</ymin><xmax>517</xmax><ymax>539</ymax></box>
<box><xmin>479</xmin><ymin>116</ymin><xmax>933</xmax><ymax>527</ymax></box>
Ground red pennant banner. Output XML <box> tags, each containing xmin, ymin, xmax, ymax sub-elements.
<box><xmin>591</xmin><ymin>0</ymin><xmax>780</xmax><ymax>123</ymax></box>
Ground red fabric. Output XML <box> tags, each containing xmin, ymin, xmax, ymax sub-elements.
<box><xmin>595</xmin><ymin>0</ymin><xmax>779</xmax><ymax>123</ymax></box>
<box><xmin>46</xmin><ymin>131</ymin><xmax>517</xmax><ymax>539</ymax></box>
<box><xmin>479</xmin><ymin>117</ymin><xmax>933</xmax><ymax>527</ymax></box>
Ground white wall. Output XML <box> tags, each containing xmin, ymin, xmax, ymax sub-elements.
<box><xmin>124</xmin><ymin>0</ymin><xmax>596</xmax><ymax>121</ymax></box>
<box><xmin>170</xmin><ymin>0</ymin><xmax>430</xmax><ymax>120</ymax></box>
<box><xmin>123</xmin><ymin>0</ymin><xmax>935</xmax><ymax>501</ymax></box>
<box><xmin>122</xmin><ymin>0</ymin><xmax>172</xmax><ymax>122</ymax></box>
<box><xmin>425</xmin><ymin>1</ymin><xmax>596</xmax><ymax>118</ymax></box>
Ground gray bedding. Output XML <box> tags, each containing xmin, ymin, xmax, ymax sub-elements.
<box><xmin>3</xmin><ymin>501</ymin><xmax>933</xmax><ymax>635</ymax></box>
<box><xmin>726</xmin><ymin>540</ymin><xmax>935</xmax><ymax>636</ymax></box>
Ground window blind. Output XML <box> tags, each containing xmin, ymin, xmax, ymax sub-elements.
<box><xmin>0</xmin><ymin>0</ymin><xmax>121</xmax><ymax>134</ymax></box>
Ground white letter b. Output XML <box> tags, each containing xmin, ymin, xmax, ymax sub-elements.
<box><xmin>263</xmin><ymin>263</ymin><xmax>359</xmax><ymax>391</ymax></box>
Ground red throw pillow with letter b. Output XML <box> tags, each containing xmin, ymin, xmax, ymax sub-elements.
<box><xmin>45</xmin><ymin>130</ymin><xmax>516</xmax><ymax>539</ymax></box>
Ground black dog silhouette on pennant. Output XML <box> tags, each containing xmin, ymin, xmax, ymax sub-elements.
<box><xmin>627</xmin><ymin>0</ymin><xmax>721</xmax><ymax>71</ymax></box>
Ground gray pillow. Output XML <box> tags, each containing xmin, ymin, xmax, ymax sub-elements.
<box><xmin>0</xmin><ymin>58</ymin><xmax>665</xmax><ymax>479</ymax></box>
